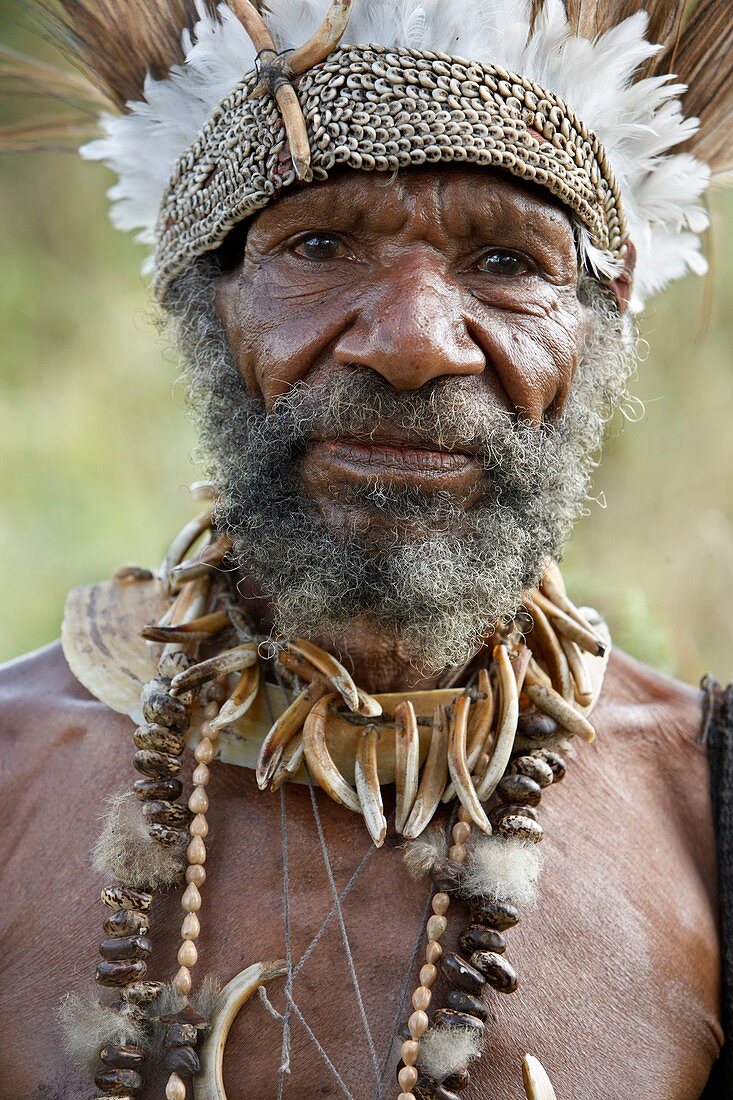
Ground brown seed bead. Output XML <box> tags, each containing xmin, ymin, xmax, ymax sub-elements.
<box><xmin>178</xmin><ymin>939</ymin><xmax>198</xmax><ymax>968</ymax></box>
<box><xmin>419</xmin><ymin>963</ymin><xmax>438</xmax><ymax>987</ymax></box>
<box><xmin>400</xmin><ymin>1039</ymin><xmax>420</xmax><ymax>1066</ymax></box>
<box><xmin>192</xmin><ymin>762</ymin><xmax>210</xmax><ymax>786</ymax></box>
<box><xmin>498</xmin><ymin>814</ymin><xmax>544</xmax><ymax>844</ymax></box>
<box><xmin>398</xmin><ymin>1066</ymin><xmax>419</xmax><ymax>1091</ymax></box>
<box><xmin>516</xmin><ymin>713</ymin><xmax>558</xmax><ymax>738</ymax></box>
<box><xmin>158</xmin><ymin>650</ymin><xmax>196</xmax><ymax>678</ymax></box>
<box><xmin>122</xmin><ymin>980</ymin><xmax>164</xmax><ymax>1004</ymax></box>
<box><xmin>186</xmin><ymin>864</ymin><xmax>206</xmax><ymax>887</ymax></box>
<box><xmin>134</xmin><ymin>777</ymin><xmax>184</xmax><ymax>801</ymax></box>
<box><xmin>187</xmin><ymin>836</ymin><xmax>207</xmax><ymax>864</ymax></box>
<box><xmin>173</xmin><ymin>966</ymin><xmax>192</xmax><ymax>995</ymax></box>
<box><xmin>101</xmin><ymin>886</ymin><xmax>153</xmax><ymax>912</ymax></box>
<box><xmin>133</xmin><ymin>749</ymin><xmax>182</xmax><ymax>779</ymax></box>
<box><xmin>496</xmin><ymin>773</ymin><xmax>542</xmax><ymax>806</ymax></box>
<box><xmin>194</xmin><ymin>738</ymin><xmax>215</xmax><ymax>764</ymax></box>
<box><xmin>100</xmin><ymin>1045</ymin><xmax>147</xmax><ymax>1069</ymax></box>
<box><xmin>408</xmin><ymin>1009</ymin><xmax>428</xmax><ymax>1039</ymax></box>
<box><xmin>166</xmin><ymin>1072</ymin><xmax>187</xmax><ymax>1100</ymax></box>
<box><xmin>182</xmin><ymin>882</ymin><xmax>202</xmax><ymax>911</ymax></box>
<box><xmin>469</xmin><ymin>898</ymin><xmax>519</xmax><ymax>930</ymax></box>
<box><xmin>103</xmin><ymin>910</ymin><xmax>150</xmax><ymax>938</ymax></box>
<box><xmin>511</xmin><ymin>755</ymin><xmax>554</xmax><ymax>787</ymax></box>
<box><xmin>431</xmin><ymin>858</ymin><xmax>463</xmax><ymax>894</ymax></box>
<box><xmin>531</xmin><ymin>747</ymin><xmax>567</xmax><ymax>781</ymax></box>
<box><xmin>149</xmin><ymin>823</ymin><xmax>182</xmax><ymax>847</ymax></box>
<box><xmin>441</xmin><ymin>953</ymin><xmax>485</xmax><ymax>995</ymax></box>
<box><xmin>443</xmin><ymin>1068</ymin><xmax>471</xmax><ymax>1091</ymax></box>
<box><xmin>99</xmin><ymin>935</ymin><xmax>153</xmax><ymax>960</ymax></box>
<box><xmin>188</xmin><ymin>786</ymin><xmax>209</xmax><ymax>814</ymax></box>
<box><xmin>199</xmin><ymin>680</ymin><xmax>227</xmax><ymax>705</ymax></box>
<box><xmin>489</xmin><ymin>802</ymin><xmax>539</xmax><ymax>828</ymax></box>
<box><xmin>94</xmin><ymin>1068</ymin><xmax>143</xmax><ymax>1094</ymax></box>
<box><xmin>142</xmin><ymin>691</ymin><xmax>190</xmax><ymax>733</ymax></box>
<box><xmin>95</xmin><ymin>959</ymin><xmax>148</xmax><ymax>987</ymax></box>
<box><xmin>164</xmin><ymin>1044</ymin><xmax>201</xmax><ymax>1076</ymax></box>
<box><xmin>426</xmin><ymin>914</ymin><xmax>447</xmax><ymax>940</ymax></box>
<box><xmin>397</xmin><ymin>1094</ymin><xmax>416</xmax><ymax>1100</ymax></box>
<box><xmin>143</xmin><ymin>800</ymin><xmax>192</xmax><ymax>827</ymax></box>
<box><xmin>414</xmin><ymin>1076</ymin><xmax>439</xmax><ymax>1100</ymax></box>
<box><xmin>426</xmin><ymin>941</ymin><xmax>443</xmax><ymax>965</ymax></box>
<box><xmin>181</xmin><ymin>912</ymin><xmax>201</xmax><ymax>940</ymax></box>
<box><xmin>166</xmin><ymin>1022</ymin><xmax>199</xmax><ymax>1047</ymax></box>
<box><xmin>449</xmin><ymin>844</ymin><xmax>466</xmax><ymax>862</ymax></box>
<box><xmin>446</xmin><ymin>988</ymin><xmax>488</xmax><ymax>1021</ymax></box>
<box><xmin>452</xmin><ymin>821</ymin><xmax>471</xmax><ymax>846</ymax></box>
<box><xmin>432</xmin><ymin>891</ymin><xmax>450</xmax><ymax>915</ymax></box>
<box><xmin>459</xmin><ymin>924</ymin><xmax>506</xmax><ymax>955</ymax></box>
<box><xmin>412</xmin><ymin>985</ymin><xmax>432</xmax><ymax>1011</ymax></box>
<box><xmin>190</xmin><ymin>813</ymin><xmax>209</xmax><ymax>837</ymax></box>
<box><xmin>470</xmin><ymin>950</ymin><xmax>519</xmax><ymax>993</ymax></box>
<box><xmin>433</xmin><ymin>1008</ymin><xmax>484</xmax><ymax>1034</ymax></box>
<box><xmin>134</xmin><ymin>724</ymin><xmax>185</xmax><ymax>756</ymax></box>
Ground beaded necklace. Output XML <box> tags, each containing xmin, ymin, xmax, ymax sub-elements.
<box><xmin>75</xmin><ymin>492</ymin><xmax>609</xmax><ymax>1100</ymax></box>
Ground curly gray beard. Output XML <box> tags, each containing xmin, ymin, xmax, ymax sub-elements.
<box><xmin>166</xmin><ymin>260</ymin><xmax>635</xmax><ymax>670</ymax></box>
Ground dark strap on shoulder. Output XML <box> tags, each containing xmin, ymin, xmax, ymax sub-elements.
<box><xmin>702</xmin><ymin>676</ymin><xmax>733</xmax><ymax>1097</ymax></box>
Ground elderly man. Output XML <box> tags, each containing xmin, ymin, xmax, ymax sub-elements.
<box><xmin>1</xmin><ymin>1</ymin><xmax>731</xmax><ymax>1099</ymax></box>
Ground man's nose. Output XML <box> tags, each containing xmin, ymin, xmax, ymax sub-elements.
<box><xmin>332</xmin><ymin>257</ymin><xmax>485</xmax><ymax>390</ymax></box>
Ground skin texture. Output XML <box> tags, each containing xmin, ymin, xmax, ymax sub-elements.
<box><xmin>214</xmin><ymin>166</ymin><xmax>593</xmax><ymax>690</ymax></box>
<box><xmin>0</xmin><ymin>167</ymin><xmax>718</xmax><ymax>1096</ymax></box>
<box><xmin>0</xmin><ymin>642</ymin><xmax>721</xmax><ymax>1098</ymax></box>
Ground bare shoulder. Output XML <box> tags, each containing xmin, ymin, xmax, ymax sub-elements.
<box><xmin>596</xmin><ymin>647</ymin><xmax>709</xmax><ymax>764</ymax></box>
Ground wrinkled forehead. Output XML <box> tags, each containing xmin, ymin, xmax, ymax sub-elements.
<box><xmin>240</xmin><ymin>163</ymin><xmax>577</xmax><ymax>256</ymax></box>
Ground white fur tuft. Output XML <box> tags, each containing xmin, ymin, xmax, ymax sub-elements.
<box><xmin>419</xmin><ymin>1024</ymin><xmax>483</xmax><ymax>1080</ymax></box>
<box><xmin>81</xmin><ymin>0</ymin><xmax>711</xmax><ymax>308</ymax></box>
<box><xmin>92</xmin><ymin>790</ymin><xmax>186</xmax><ymax>887</ymax></box>
<box><xmin>461</xmin><ymin>834</ymin><xmax>542</xmax><ymax>907</ymax></box>
<box><xmin>58</xmin><ymin>992</ymin><xmax>148</xmax><ymax>1072</ymax></box>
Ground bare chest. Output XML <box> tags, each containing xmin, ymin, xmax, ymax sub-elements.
<box><xmin>1</xmin><ymin>705</ymin><xmax>721</xmax><ymax>1100</ymax></box>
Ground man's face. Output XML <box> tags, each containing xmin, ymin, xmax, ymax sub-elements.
<box><xmin>172</xmin><ymin>165</ymin><xmax>631</xmax><ymax>668</ymax></box>
<box><xmin>214</xmin><ymin>167</ymin><xmax>588</xmax><ymax>543</ymax></box>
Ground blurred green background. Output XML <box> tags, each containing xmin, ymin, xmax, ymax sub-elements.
<box><xmin>1</xmin><ymin>3</ymin><xmax>732</xmax><ymax>682</ymax></box>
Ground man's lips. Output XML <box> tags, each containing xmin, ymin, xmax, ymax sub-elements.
<box><xmin>303</xmin><ymin>437</ymin><xmax>482</xmax><ymax>489</ymax></box>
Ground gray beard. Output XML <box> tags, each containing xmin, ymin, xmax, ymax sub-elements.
<box><xmin>166</xmin><ymin>260</ymin><xmax>635</xmax><ymax>670</ymax></box>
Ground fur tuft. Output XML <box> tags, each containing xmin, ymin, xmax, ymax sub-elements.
<box><xmin>149</xmin><ymin>975</ymin><xmax>222</xmax><ymax>1062</ymax></box>
<box><xmin>402</xmin><ymin>827</ymin><xmax>448</xmax><ymax>881</ymax></box>
<box><xmin>92</xmin><ymin>791</ymin><xmax>186</xmax><ymax>888</ymax></box>
<box><xmin>419</xmin><ymin>1024</ymin><xmax>482</xmax><ymax>1081</ymax></box>
<box><xmin>461</xmin><ymin>834</ymin><xmax>542</xmax><ymax>907</ymax></box>
<box><xmin>58</xmin><ymin>991</ymin><xmax>148</xmax><ymax>1072</ymax></box>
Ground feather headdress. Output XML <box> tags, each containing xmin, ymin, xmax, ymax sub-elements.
<box><xmin>6</xmin><ymin>0</ymin><xmax>733</xmax><ymax>309</ymax></box>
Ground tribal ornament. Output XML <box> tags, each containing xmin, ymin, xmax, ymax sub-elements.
<box><xmin>63</xmin><ymin>490</ymin><xmax>609</xmax><ymax>1099</ymax></box>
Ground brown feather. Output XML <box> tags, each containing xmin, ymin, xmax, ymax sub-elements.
<box><xmin>673</xmin><ymin>0</ymin><xmax>733</xmax><ymax>175</ymax></box>
<box><xmin>30</xmin><ymin>0</ymin><xmax>215</xmax><ymax>112</ymax></box>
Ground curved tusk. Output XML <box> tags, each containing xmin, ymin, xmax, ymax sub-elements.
<box><xmin>403</xmin><ymin>705</ymin><xmax>450</xmax><ymax>840</ymax></box>
<box><xmin>355</xmin><ymin>725</ymin><xmax>387</xmax><ymax>847</ymax></box>
<box><xmin>140</xmin><ymin>609</ymin><xmax>229</xmax><ymax>644</ymax></box>
<box><xmin>475</xmin><ymin>645</ymin><xmax>519</xmax><ymax>802</ymax></box>
<box><xmin>287</xmin><ymin>0</ymin><xmax>354</xmax><ymax>74</ymax></box>
<box><xmin>557</xmin><ymin>636</ymin><xmax>593</xmax><ymax>709</ymax></box>
<box><xmin>522</xmin><ymin>1054</ymin><xmax>558</xmax><ymax>1100</ymax></box>
<box><xmin>523</xmin><ymin>598</ymin><xmax>573</xmax><ymax>701</ymax></box>
<box><xmin>302</xmin><ymin>693</ymin><xmax>362</xmax><ymax>812</ymax></box>
<box><xmin>524</xmin><ymin>681</ymin><xmax>596</xmax><ymax>743</ymax></box>
<box><xmin>532</xmin><ymin>589</ymin><xmax>606</xmax><ymax>657</ymax></box>
<box><xmin>159</xmin><ymin>507</ymin><xmax>213</xmax><ymax>585</ymax></box>
<box><xmin>467</xmin><ymin>668</ymin><xmax>494</xmax><ymax>769</ymax></box>
<box><xmin>210</xmin><ymin>663</ymin><xmax>261</xmax><ymax>731</ymax></box>
<box><xmin>194</xmin><ymin>959</ymin><xmax>287</xmax><ymax>1100</ymax></box>
<box><xmin>447</xmin><ymin>694</ymin><xmax>491</xmax><ymax>833</ymax></box>
<box><xmin>270</xmin><ymin>731</ymin><xmax>305</xmax><ymax>791</ymax></box>
<box><xmin>169</xmin><ymin>643</ymin><xmax>258</xmax><ymax>697</ymax></box>
<box><xmin>288</xmin><ymin>638</ymin><xmax>360</xmax><ymax>711</ymax></box>
<box><xmin>227</xmin><ymin>0</ymin><xmax>276</xmax><ymax>54</ymax></box>
<box><xmin>256</xmin><ymin>680</ymin><xmax>327</xmax><ymax>789</ymax></box>
<box><xmin>394</xmin><ymin>700</ymin><xmax>420</xmax><ymax>834</ymax></box>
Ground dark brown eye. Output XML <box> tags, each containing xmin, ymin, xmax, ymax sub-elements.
<box><xmin>294</xmin><ymin>233</ymin><xmax>344</xmax><ymax>260</ymax></box>
<box><xmin>478</xmin><ymin>249</ymin><xmax>531</xmax><ymax>277</ymax></box>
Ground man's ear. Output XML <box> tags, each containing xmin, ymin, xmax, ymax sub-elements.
<box><xmin>607</xmin><ymin>240</ymin><xmax>637</xmax><ymax>313</ymax></box>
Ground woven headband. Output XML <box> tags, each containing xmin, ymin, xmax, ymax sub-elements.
<box><xmin>154</xmin><ymin>43</ymin><xmax>626</xmax><ymax>300</ymax></box>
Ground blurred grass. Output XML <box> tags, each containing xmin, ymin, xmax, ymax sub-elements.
<box><xmin>1</xmin><ymin>5</ymin><xmax>732</xmax><ymax>682</ymax></box>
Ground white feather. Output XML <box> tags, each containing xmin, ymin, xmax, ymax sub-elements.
<box><xmin>81</xmin><ymin>0</ymin><xmax>712</xmax><ymax>309</ymax></box>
